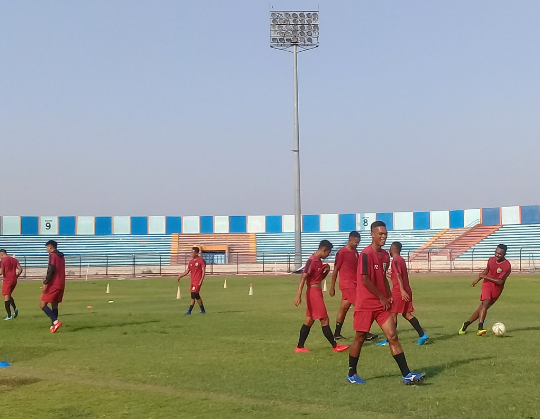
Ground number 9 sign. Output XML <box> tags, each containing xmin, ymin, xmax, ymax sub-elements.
<box><xmin>40</xmin><ymin>217</ymin><xmax>58</xmax><ymax>235</ymax></box>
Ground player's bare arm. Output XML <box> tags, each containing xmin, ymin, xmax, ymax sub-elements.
<box><xmin>199</xmin><ymin>266</ymin><xmax>206</xmax><ymax>287</ymax></box>
<box><xmin>472</xmin><ymin>267</ymin><xmax>488</xmax><ymax>286</ymax></box>
<box><xmin>395</xmin><ymin>269</ymin><xmax>410</xmax><ymax>302</ymax></box>
<box><xmin>483</xmin><ymin>269</ymin><xmax>511</xmax><ymax>286</ymax></box>
<box><xmin>177</xmin><ymin>268</ymin><xmax>190</xmax><ymax>282</ymax></box>
<box><xmin>361</xmin><ymin>273</ymin><xmax>391</xmax><ymax>310</ymax></box>
<box><xmin>294</xmin><ymin>272</ymin><xmax>308</xmax><ymax>306</ymax></box>
<box><xmin>16</xmin><ymin>263</ymin><xmax>23</xmax><ymax>278</ymax></box>
<box><xmin>329</xmin><ymin>264</ymin><xmax>339</xmax><ymax>297</ymax></box>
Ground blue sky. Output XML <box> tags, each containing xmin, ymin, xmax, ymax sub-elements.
<box><xmin>1</xmin><ymin>1</ymin><xmax>539</xmax><ymax>216</ymax></box>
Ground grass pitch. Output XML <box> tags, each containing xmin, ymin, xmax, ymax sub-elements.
<box><xmin>1</xmin><ymin>274</ymin><xmax>540</xmax><ymax>419</ymax></box>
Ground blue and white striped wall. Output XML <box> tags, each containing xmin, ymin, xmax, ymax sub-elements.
<box><xmin>0</xmin><ymin>205</ymin><xmax>537</xmax><ymax>235</ymax></box>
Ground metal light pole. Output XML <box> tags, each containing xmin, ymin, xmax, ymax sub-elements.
<box><xmin>270</xmin><ymin>11</ymin><xmax>319</xmax><ymax>269</ymax></box>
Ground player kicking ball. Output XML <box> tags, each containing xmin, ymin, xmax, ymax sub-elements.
<box><xmin>40</xmin><ymin>240</ymin><xmax>65</xmax><ymax>333</ymax></box>
<box><xmin>459</xmin><ymin>244</ymin><xmax>511</xmax><ymax>336</ymax></box>
<box><xmin>329</xmin><ymin>231</ymin><xmax>378</xmax><ymax>341</ymax></box>
<box><xmin>294</xmin><ymin>240</ymin><xmax>349</xmax><ymax>353</ymax></box>
<box><xmin>0</xmin><ymin>249</ymin><xmax>23</xmax><ymax>320</ymax></box>
<box><xmin>347</xmin><ymin>222</ymin><xmax>425</xmax><ymax>385</ymax></box>
<box><xmin>177</xmin><ymin>247</ymin><xmax>206</xmax><ymax>315</ymax></box>
<box><xmin>376</xmin><ymin>242</ymin><xmax>428</xmax><ymax>346</ymax></box>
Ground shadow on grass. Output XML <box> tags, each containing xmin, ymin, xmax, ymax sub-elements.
<box><xmin>0</xmin><ymin>377</ymin><xmax>41</xmax><ymax>389</ymax></box>
<box><xmin>368</xmin><ymin>356</ymin><xmax>494</xmax><ymax>380</ymax></box>
<box><xmin>66</xmin><ymin>319</ymin><xmax>159</xmax><ymax>332</ymax></box>
<box><xmin>0</xmin><ymin>345</ymin><xmax>59</xmax><ymax>363</ymax></box>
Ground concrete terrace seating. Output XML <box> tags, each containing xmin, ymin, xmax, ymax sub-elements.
<box><xmin>458</xmin><ymin>224</ymin><xmax>540</xmax><ymax>262</ymax></box>
<box><xmin>255</xmin><ymin>230</ymin><xmax>440</xmax><ymax>262</ymax></box>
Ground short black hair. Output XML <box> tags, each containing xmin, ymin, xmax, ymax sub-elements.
<box><xmin>371</xmin><ymin>221</ymin><xmax>386</xmax><ymax>231</ymax></box>
<box><xmin>497</xmin><ymin>244</ymin><xmax>507</xmax><ymax>255</ymax></box>
<box><xmin>0</xmin><ymin>249</ymin><xmax>6</xmax><ymax>254</ymax></box>
<box><xmin>192</xmin><ymin>246</ymin><xmax>200</xmax><ymax>253</ymax></box>
<box><xmin>319</xmin><ymin>240</ymin><xmax>333</xmax><ymax>251</ymax></box>
<box><xmin>391</xmin><ymin>241</ymin><xmax>402</xmax><ymax>252</ymax></box>
<box><xmin>45</xmin><ymin>240</ymin><xmax>58</xmax><ymax>249</ymax></box>
<box><xmin>349</xmin><ymin>231</ymin><xmax>360</xmax><ymax>239</ymax></box>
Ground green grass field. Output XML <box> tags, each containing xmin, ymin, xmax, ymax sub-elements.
<box><xmin>1</xmin><ymin>274</ymin><xmax>540</xmax><ymax>419</ymax></box>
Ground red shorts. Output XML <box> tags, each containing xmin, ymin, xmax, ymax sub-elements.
<box><xmin>305</xmin><ymin>287</ymin><xmax>328</xmax><ymax>320</ymax></box>
<box><xmin>2</xmin><ymin>280</ymin><xmax>17</xmax><ymax>296</ymax></box>
<box><xmin>41</xmin><ymin>288</ymin><xmax>64</xmax><ymax>303</ymax></box>
<box><xmin>341</xmin><ymin>288</ymin><xmax>356</xmax><ymax>304</ymax></box>
<box><xmin>391</xmin><ymin>291</ymin><xmax>415</xmax><ymax>314</ymax></box>
<box><xmin>190</xmin><ymin>284</ymin><xmax>201</xmax><ymax>293</ymax></box>
<box><xmin>353</xmin><ymin>309</ymin><xmax>391</xmax><ymax>333</ymax></box>
<box><xmin>481</xmin><ymin>282</ymin><xmax>503</xmax><ymax>303</ymax></box>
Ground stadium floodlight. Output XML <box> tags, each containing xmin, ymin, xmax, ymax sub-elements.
<box><xmin>270</xmin><ymin>10</ymin><xmax>319</xmax><ymax>270</ymax></box>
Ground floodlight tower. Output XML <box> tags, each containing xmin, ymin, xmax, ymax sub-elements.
<box><xmin>270</xmin><ymin>11</ymin><xmax>319</xmax><ymax>270</ymax></box>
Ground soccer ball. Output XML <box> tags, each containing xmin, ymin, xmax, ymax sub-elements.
<box><xmin>492</xmin><ymin>322</ymin><xmax>506</xmax><ymax>336</ymax></box>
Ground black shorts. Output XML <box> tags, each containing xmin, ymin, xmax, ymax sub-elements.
<box><xmin>191</xmin><ymin>292</ymin><xmax>201</xmax><ymax>300</ymax></box>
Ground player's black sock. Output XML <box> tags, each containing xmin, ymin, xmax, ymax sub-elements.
<box><xmin>53</xmin><ymin>308</ymin><xmax>58</xmax><ymax>319</ymax></box>
<box><xmin>297</xmin><ymin>324</ymin><xmax>311</xmax><ymax>348</ymax></box>
<box><xmin>187</xmin><ymin>304</ymin><xmax>194</xmax><ymax>313</ymax></box>
<box><xmin>393</xmin><ymin>352</ymin><xmax>411</xmax><ymax>377</ymax></box>
<box><xmin>322</xmin><ymin>325</ymin><xmax>337</xmax><ymax>348</ymax></box>
<box><xmin>199</xmin><ymin>304</ymin><xmax>205</xmax><ymax>312</ymax></box>
<box><xmin>334</xmin><ymin>322</ymin><xmax>343</xmax><ymax>337</ymax></box>
<box><xmin>42</xmin><ymin>306</ymin><xmax>57</xmax><ymax>323</ymax></box>
<box><xmin>478</xmin><ymin>322</ymin><xmax>485</xmax><ymax>331</ymax></box>
<box><xmin>4</xmin><ymin>301</ymin><xmax>12</xmax><ymax>317</ymax></box>
<box><xmin>348</xmin><ymin>355</ymin><xmax>359</xmax><ymax>377</ymax></box>
<box><xmin>9</xmin><ymin>297</ymin><xmax>16</xmax><ymax>310</ymax></box>
<box><xmin>462</xmin><ymin>320</ymin><xmax>472</xmax><ymax>331</ymax></box>
<box><xmin>408</xmin><ymin>317</ymin><xmax>424</xmax><ymax>337</ymax></box>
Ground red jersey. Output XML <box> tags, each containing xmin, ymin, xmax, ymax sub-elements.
<box><xmin>355</xmin><ymin>245</ymin><xmax>390</xmax><ymax>311</ymax></box>
<box><xmin>484</xmin><ymin>257</ymin><xmax>511</xmax><ymax>289</ymax></box>
<box><xmin>46</xmin><ymin>251</ymin><xmax>66</xmax><ymax>291</ymax></box>
<box><xmin>335</xmin><ymin>246</ymin><xmax>358</xmax><ymax>290</ymax></box>
<box><xmin>189</xmin><ymin>257</ymin><xmax>206</xmax><ymax>288</ymax></box>
<box><xmin>1</xmin><ymin>256</ymin><xmax>19</xmax><ymax>283</ymax></box>
<box><xmin>390</xmin><ymin>254</ymin><xmax>411</xmax><ymax>294</ymax></box>
<box><xmin>304</xmin><ymin>254</ymin><xmax>325</xmax><ymax>286</ymax></box>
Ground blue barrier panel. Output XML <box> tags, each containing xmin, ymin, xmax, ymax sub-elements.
<box><xmin>449</xmin><ymin>210</ymin><xmax>464</xmax><ymax>229</ymax></box>
<box><xmin>21</xmin><ymin>217</ymin><xmax>39</xmax><ymax>235</ymax></box>
<box><xmin>229</xmin><ymin>216</ymin><xmax>247</xmax><ymax>233</ymax></box>
<box><xmin>95</xmin><ymin>217</ymin><xmax>112</xmax><ymax>235</ymax></box>
<box><xmin>413</xmin><ymin>212</ymin><xmax>430</xmax><ymax>230</ymax></box>
<box><xmin>521</xmin><ymin>205</ymin><xmax>539</xmax><ymax>224</ymax></box>
<box><xmin>166</xmin><ymin>217</ymin><xmax>182</xmax><ymax>234</ymax></box>
<box><xmin>200</xmin><ymin>216</ymin><xmax>214</xmax><ymax>234</ymax></box>
<box><xmin>339</xmin><ymin>214</ymin><xmax>356</xmax><ymax>232</ymax></box>
<box><xmin>131</xmin><ymin>217</ymin><xmax>148</xmax><ymax>235</ymax></box>
<box><xmin>265</xmin><ymin>215</ymin><xmax>282</xmax><ymax>233</ymax></box>
<box><xmin>302</xmin><ymin>215</ymin><xmax>320</xmax><ymax>233</ymax></box>
<box><xmin>482</xmin><ymin>208</ymin><xmax>500</xmax><ymax>226</ymax></box>
<box><xmin>376</xmin><ymin>213</ymin><xmax>393</xmax><ymax>231</ymax></box>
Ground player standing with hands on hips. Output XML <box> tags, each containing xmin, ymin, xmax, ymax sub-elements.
<box><xmin>347</xmin><ymin>221</ymin><xmax>425</xmax><ymax>385</ymax></box>
<box><xmin>177</xmin><ymin>247</ymin><xmax>207</xmax><ymax>315</ymax></box>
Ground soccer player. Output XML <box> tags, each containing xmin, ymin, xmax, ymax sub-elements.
<box><xmin>0</xmin><ymin>249</ymin><xmax>23</xmax><ymax>320</ymax></box>
<box><xmin>329</xmin><ymin>231</ymin><xmax>378</xmax><ymax>341</ymax></box>
<box><xmin>347</xmin><ymin>221</ymin><xmax>425</xmax><ymax>385</ymax></box>
<box><xmin>294</xmin><ymin>240</ymin><xmax>349</xmax><ymax>353</ymax></box>
<box><xmin>40</xmin><ymin>240</ymin><xmax>65</xmax><ymax>333</ymax></box>
<box><xmin>177</xmin><ymin>247</ymin><xmax>206</xmax><ymax>315</ymax></box>
<box><xmin>376</xmin><ymin>242</ymin><xmax>428</xmax><ymax>346</ymax></box>
<box><xmin>459</xmin><ymin>244</ymin><xmax>511</xmax><ymax>336</ymax></box>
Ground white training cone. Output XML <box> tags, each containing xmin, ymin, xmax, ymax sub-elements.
<box><xmin>176</xmin><ymin>286</ymin><xmax>181</xmax><ymax>300</ymax></box>
<box><xmin>322</xmin><ymin>280</ymin><xmax>327</xmax><ymax>292</ymax></box>
<box><xmin>106</xmin><ymin>283</ymin><xmax>110</xmax><ymax>294</ymax></box>
<box><xmin>249</xmin><ymin>283</ymin><xmax>253</xmax><ymax>296</ymax></box>
<box><xmin>224</xmin><ymin>279</ymin><xmax>227</xmax><ymax>289</ymax></box>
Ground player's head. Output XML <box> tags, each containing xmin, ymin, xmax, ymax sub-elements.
<box><xmin>191</xmin><ymin>246</ymin><xmax>200</xmax><ymax>257</ymax></box>
<box><xmin>370</xmin><ymin>221</ymin><xmax>387</xmax><ymax>246</ymax></box>
<box><xmin>495</xmin><ymin>244</ymin><xmax>507</xmax><ymax>261</ymax></box>
<box><xmin>348</xmin><ymin>231</ymin><xmax>360</xmax><ymax>248</ymax></box>
<box><xmin>390</xmin><ymin>241</ymin><xmax>402</xmax><ymax>256</ymax></box>
<box><xmin>45</xmin><ymin>240</ymin><xmax>58</xmax><ymax>253</ymax></box>
<box><xmin>0</xmin><ymin>249</ymin><xmax>6</xmax><ymax>258</ymax></box>
<box><xmin>318</xmin><ymin>240</ymin><xmax>334</xmax><ymax>259</ymax></box>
